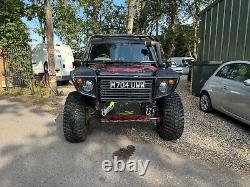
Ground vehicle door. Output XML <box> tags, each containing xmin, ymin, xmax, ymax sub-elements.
<box><xmin>209</xmin><ymin>64</ymin><xmax>233</xmax><ymax>110</ymax></box>
<box><xmin>60</xmin><ymin>46</ymin><xmax>74</xmax><ymax>77</ymax></box>
<box><xmin>54</xmin><ymin>47</ymin><xmax>62</xmax><ymax>77</ymax></box>
<box><xmin>223</xmin><ymin>63</ymin><xmax>250</xmax><ymax>121</ymax></box>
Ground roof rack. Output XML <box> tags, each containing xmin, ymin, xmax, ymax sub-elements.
<box><xmin>90</xmin><ymin>34</ymin><xmax>154</xmax><ymax>40</ymax></box>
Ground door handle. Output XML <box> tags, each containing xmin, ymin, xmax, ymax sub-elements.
<box><xmin>223</xmin><ymin>85</ymin><xmax>227</xmax><ymax>90</ymax></box>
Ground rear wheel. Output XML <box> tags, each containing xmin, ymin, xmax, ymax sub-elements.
<box><xmin>63</xmin><ymin>91</ymin><xmax>88</xmax><ymax>143</ymax></box>
<box><xmin>200</xmin><ymin>92</ymin><xmax>213</xmax><ymax>113</ymax></box>
<box><xmin>156</xmin><ymin>93</ymin><xmax>184</xmax><ymax>141</ymax></box>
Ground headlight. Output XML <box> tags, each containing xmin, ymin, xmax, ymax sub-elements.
<box><xmin>159</xmin><ymin>81</ymin><xmax>168</xmax><ymax>93</ymax></box>
<box><xmin>83</xmin><ymin>80</ymin><xmax>94</xmax><ymax>92</ymax></box>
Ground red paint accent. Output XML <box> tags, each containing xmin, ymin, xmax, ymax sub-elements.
<box><xmin>90</xmin><ymin>64</ymin><xmax>159</xmax><ymax>73</ymax></box>
<box><xmin>108</xmin><ymin>115</ymin><xmax>147</xmax><ymax>121</ymax></box>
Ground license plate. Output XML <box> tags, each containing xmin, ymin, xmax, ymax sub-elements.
<box><xmin>110</xmin><ymin>81</ymin><xmax>145</xmax><ymax>89</ymax></box>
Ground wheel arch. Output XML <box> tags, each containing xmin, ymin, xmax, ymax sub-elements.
<box><xmin>200</xmin><ymin>90</ymin><xmax>210</xmax><ymax>97</ymax></box>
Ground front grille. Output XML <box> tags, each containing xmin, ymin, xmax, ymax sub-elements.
<box><xmin>99</xmin><ymin>78</ymin><xmax>153</xmax><ymax>101</ymax></box>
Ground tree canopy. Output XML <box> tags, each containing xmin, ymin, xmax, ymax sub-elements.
<box><xmin>0</xmin><ymin>0</ymin><xmax>30</xmax><ymax>48</ymax></box>
<box><xmin>1</xmin><ymin>0</ymin><xmax>215</xmax><ymax>58</ymax></box>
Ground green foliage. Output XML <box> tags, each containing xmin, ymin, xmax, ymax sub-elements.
<box><xmin>133</xmin><ymin>0</ymin><xmax>183</xmax><ymax>34</ymax></box>
<box><xmin>24</xmin><ymin>0</ymin><xmax>46</xmax><ymax>42</ymax></box>
<box><xmin>53</xmin><ymin>0</ymin><xmax>127</xmax><ymax>56</ymax></box>
<box><xmin>19</xmin><ymin>0</ymin><xmax>214</xmax><ymax>59</ymax></box>
<box><xmin>0</xmin><ymin>0</ymin><xmax>30</xmax><ymax>48</ymax></box>
<box><xmin>159</xmin><ymin>24</ymin><xmax>195</xmax><ymax>58</ymax></box>
<box><xmin>53</xmin><ymin>0</ymin><xmax>84</xmax><ymax>52</ymax></box>
<box><xmin>4</xmin><ymin>46</ymin><xmax>33</xmax><ymax>94</ymax></box>
<box><xmin>99</xmin><ymin>1</ymin><xmax>127</xmax><ymax>34</ymax></box>
<box><xmin>174</xmin><ymin>25</ymin><xmax>195</xmax><ymax>57</ymax></box>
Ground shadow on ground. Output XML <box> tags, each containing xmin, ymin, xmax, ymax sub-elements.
<box><xmin>0</xmin><ymin>113</ymin><xmax>249</xmax><ymax>187</ymax></box>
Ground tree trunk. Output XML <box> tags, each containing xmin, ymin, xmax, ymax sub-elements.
<box><xmin>127</xmin><ymin>0</ymin><xmax>137</xmax><ymax>34</ymax></box>
<box><xmin>193</xmin><ymin>25</ymin><xmax>198</xmax><ymax>59</ymax></box>
<box><xmin>91</xmin><ymin>0</ymin><xmax>103</xmax><ymax>34</ymax></box>
<box><xmin>156</xmin><ymin>20</ymin><xmax>159</xmax><ymax>36</ymax></box>
<box><xmin>193</xmin><ymin>0</ymin><xmax>202</xmax><ymax>59</ymax></box>
<box><xmin>44</xmin><ymin>0</ymin><xmax>58</xmax><ymax>95</ymax></box>
<box><xmin>165</xmin><ymin>2</ymin><xmax>178</xmax><ymax>59</ymax></box>
<box><xmin>134</xmin><ymin>0</ymin><xmax>146</xmax><ymax>34</ymax></box>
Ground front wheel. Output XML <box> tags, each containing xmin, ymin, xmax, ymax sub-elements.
<box><xmin>63</xmin><ymin>91</ymin><xmax>88</xmax><ymax>143</ymax></box>
<box><xmin>156</xmin><ymin>93</ymin><xmax>184</xmax><ymax>141</ymax></box>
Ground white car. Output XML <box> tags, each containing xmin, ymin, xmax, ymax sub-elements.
<box><xmin>169</xmin><ymin>57</ymin><xmax>195</xmax><ymax>75</ymax></box>
<box><xmin>170</xmin><ymin>62</ymin><xmax>184</xmax><ymax>74</ymax></box>
<box><xmin>200</xmin><ymin>61</ymin><xmax>250</xmax><ymax>125</ymax></box>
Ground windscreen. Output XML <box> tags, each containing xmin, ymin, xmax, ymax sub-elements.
<box><xmin>89</xmin><ymin>43</ymin><xmax>157</xmax><ymax>63</ymax></box>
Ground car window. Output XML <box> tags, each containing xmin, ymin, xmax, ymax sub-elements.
<box><xmin>89</xmin><ymin>43</ymin><xmax>157</xmax><ymax>62</ymax></box>
<box><xmin>216</xmin><ymin>63</ymin><xmax>250</xmax><ymax>82</ymax></box>
<box><xmin>230</xmin><ymin>64</ymin><xmax>250</xmax><ymax>82</ymax></box>
<box><xmin>216</xmin><ymin>64</ymin><xmax>232</xmax><ymax>78</ymax></box>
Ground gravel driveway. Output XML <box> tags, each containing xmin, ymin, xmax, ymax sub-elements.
<box><xmin>56</xmin><ymin>76</ymin><xmax>250</xmax><ymax>175</ymax></box>
<box><xmin>173</xmin><ymin>76</ymin><xmax>250</xmax><ymax>175</ymax></box>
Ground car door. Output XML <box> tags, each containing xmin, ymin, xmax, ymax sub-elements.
<box><xmin>223</xmin><ymin>63</ymin><xmax>250</xmax><ymax>122</ymax></box>
<box><xmin>209</xmin><ymin>64</ymin><xmax>233</xmax><ymax>111</ymax></box>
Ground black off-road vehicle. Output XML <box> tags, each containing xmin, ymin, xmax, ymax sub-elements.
<box><xmin>63</xmin><ymin>35</ymin><xmax>184</xmax><ymax>143</ymax></box>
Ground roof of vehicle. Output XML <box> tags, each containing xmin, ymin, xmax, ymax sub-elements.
<box><xmin>30</xmin><ymin>43</ymin><xmax>72</xmax><ymax>50</ymax></box>
<box><xmin>169</xmin><ymin>57</ymin><xmax>195</xmax><ymax>65</ymax></box>
<box><xmin>170</xmin><ymin>57</ymin><xmax>195</xmax><ymax>60</ymax></box>
<box><xmin>223</xmin><ymin>61</ymin><xmax>250</xmax><ymax>65</ymax></box>
<box><xmin>211</xmin><ymin>61</ymin><xmax>250</xmax><ymax>76</ymax></box>
<box><xmin>89</xmin><ymin>34</ymin><xmax>154</xmax><ymax>44</ymax></box>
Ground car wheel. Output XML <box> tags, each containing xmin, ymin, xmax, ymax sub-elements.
<box><xmin>156</xmin><ymin>93</ymin><xmax>184</xmax><ymax>141</ymax></box>
<box><xmin>200</xmin><ymin>92</ymin><xmax>213</xmax><ymax>113</ymax></box>
<box><xmin>63</xmin><ymin>91</ymin><xmax>88</xmax><ymax>143</ymax></box>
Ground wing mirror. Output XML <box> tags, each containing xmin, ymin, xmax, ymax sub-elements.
<box><xmin>244</xmin><ymin>79</ymin><xmax>250</xmax><ymax>86</ymax></box>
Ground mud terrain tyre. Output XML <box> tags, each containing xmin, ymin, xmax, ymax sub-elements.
<box><xmin>63</xmin><ymin>91</ymin><xmax>88</xmax><ymax>143</ymax></box>
<box><xmin>157</xmin><ymin>93</ymin><xmax>184</xmax><ymax>141</ymax></box>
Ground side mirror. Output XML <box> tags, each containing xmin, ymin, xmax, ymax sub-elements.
<box><xmin>244</xmin><ymin>79</ymin><xmax>250</xmax><ymax>86</ymax></box>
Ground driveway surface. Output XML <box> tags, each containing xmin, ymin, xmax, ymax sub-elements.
<box><xmin>0</xmin><ymin>97</ymin><xmax>249</xmax><ymax>187</ymax></box>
